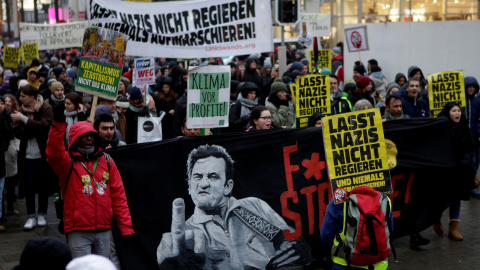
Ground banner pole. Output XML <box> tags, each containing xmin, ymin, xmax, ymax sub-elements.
<box><xmin>89</xmin><ymin>95</ymin><xmax>98</xmax><ymax>123</ymax></box>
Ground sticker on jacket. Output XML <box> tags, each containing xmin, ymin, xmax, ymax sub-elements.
<box><xmin>83</xmin><ymin>185</ymin><xmax>93</xmax><ymax>196</ymax></box>
<box><xmin>82</xmin><ymin>175</ymin><xmax>91</xmax><ymax>186</ymax></box>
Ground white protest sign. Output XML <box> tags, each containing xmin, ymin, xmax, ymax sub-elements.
<box><xmin>133</xmin><ymin>58</ymin><xmax>155</xmax><ymax>86</ymax></box>
<box><xmin>19</xmin><ymin>21</ymin><xmax>89</xmax><ymax>50</ymax></box>
<box><xmin>187</xmin><ymin>65</ymin><xmax>230</xmax><ymax>129</ymax></box>
<box><xmin>345</xmin><ymin>26</ymin><xmax>369</xmax><ymax>52</ymax></box>
<box><xmin>87</xmin><ymin>0</ymin><xmax>273</xmax><ymax>58</ymax></box>
<box><xmin>301</xmin><ymin>13</ymin><xmax>331</xmax><ymax>37</ymax></box>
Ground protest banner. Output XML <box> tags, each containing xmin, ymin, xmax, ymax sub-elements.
<box><xmin>345</xmin><ymin>26</ymin><xmax>369</xmax><ymax>52</ymax></box>
<box><xmin>308</xmin><ymin>49</ymin><xmax>330</xmax><ymax>73</ymax></box>
<box><xmin>322</xmin><ymin>108</ymin><xmax>391</xmax><ymax>202</ymax></box>
<box><xmin>132</xmin><ymin>58</ymin><xmax>155</xmax><ymax>87</ymax></box>
<box><xmin>295</xmin><ymin>74</ymin><xmax>330</xmax><ymax>128</ymax></box>
<box><xmin>108</xmin><ymin>117</ymin><xmax>456</xmax><ymax>270</ymax></box>
<box><xmin>186</xmin><ymin>65</ymin><xmax>230</xmax><ymax>129</ymax></box>
<box><xmin>3</xmin><ymin>46</ymin><xmax>21</xmax><ymax>69</ymax></box>
<box><xmin>76</xmin><ymin>26</ymin><xmax>128</xmax><ymax>102</ymax></box>
<box><xmin>301</xmin><ymin>13</ymin><xmax>331</xmax><ymax>37</ymax></box>
<box><xmin>19</xmin><ymin>21</ymin><xmax>89</xmax><ymax>50</ymax></box>
<box><xmin>427</xmin><ymin>70</ymin><xmax>465</xmax><ymax>117</ymax></box>
<box><xmin>21</xmin><ymin>43</ymin><xmax>39</xmax><ymax>66</ymax></box>
<box><xmin>87</xmin><ymin>0</ymin><xmax>273</xmax><ymax>58</ymax></box>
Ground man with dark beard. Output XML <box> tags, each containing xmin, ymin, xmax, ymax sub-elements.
<box><xmin>94</xmin><ymin>114</ymin><xmax>126</xmax><ymax>149</ymax></box>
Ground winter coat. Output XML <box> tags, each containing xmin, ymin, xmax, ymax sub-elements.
<box><xmin>239</xmin><ymin>58</ymin><xmax>262</xmax><ymax>93</ymax></box>
<box><xmin>229</xmin><ymin>96</ymin><xmax>259</xmax><ymax>132</ymax></box>
<box><xmin>265</xmin><ymin>93</ymin><xmax>295</xmax><ymax>128</ymax></box>
<box><xmin>395</xmin><ymin>89</ymin><xmax>429</xmax><ymax>118</ymax></box>
<box><xmin>27</xmin><ymin>68</ymin><xmax>41</xmax><ymax>89</ymax></box>
<box><xmin>46</xmin><ymin>121</ymin><xmax>134</xmax><ymax>236</ymax></box>
<box><xmin>331</xmin><ymin>90</ymin><xmax>353</xmax><ymax>115</ymax></box>
<box><xmin>369</xmin><ymin>72</ymin><xmax>389</xmax><ymax>98</ymax></box>
<box><xmin>465</xmin><ymin>76</ymin><xmax>480</xmax><ymax>140</ymax></box>
<box><xmin>0</xmin><ymin>112</ymin><xmax>10</xmax><ymax>178</ymax></box>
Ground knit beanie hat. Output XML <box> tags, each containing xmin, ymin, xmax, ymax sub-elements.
<box><xmin>116</xmin><ymin>96</ymin><xmax>129</xmax><ymax>108</ymax></box>
<box><xmin>386</xmin><ymin>82</ymin><xmax>401</xmax><ymax>95</ymax></box>
<box><xmin>331</xmin><ymin>47</ymin><xmax>342</xmax><ymax>57</ymax></box>
<box><xmin>370</xmin><ymin>65</ymin><xmax>382</xmax><ymax>73</ymax></box>
<box><xmin>18</xmin><ymin>79</ymin><xmax>29</xmax><ymax>88</ymax></box>
<box><xmin>356</xmin><ymin>76</ymin><xmax>372</xmax><ymax>89</ymax></box>
<box><xmin>16</xmin><ymin>237</ymin><xmax>72</xmax><ymax>270</ymax></box>
<box><xmin>354</xmin><ymin>65</ymin><xmax>366</xmax><ymax>75</ymax></box>
<box><xmin>238</xmin><ymin>82</ymin><xmax>259</xmax><ymax>98</ymax></box>
<box><xmin>52</xmin><ymin>67</ymin><xmax>64</xmax><ymax>79</ymax></box>
<box><xmin>321</xmin><ymin>68</ymin><xmax>331</xmax><ymax>74</ymax></box>
<box><xmin>51</xmin><ymin>82</ymin><xmax>64</xmax><ymax>92</ymax></box>
<box><xmin>67</xmin><ymin>69</ymin><xmax>76</xmax><ymax>80</ymax></box>
<box><xmin>270</xmin><ymin>78</ymin><xmax>287</xmax><ymax>94</ymax></box>
<box><xmin>290</xmin><ymin>62</ymin><xmax>304</xmax><ymax>72</ymax></box>
<box><xmin>129</xmin><ymin>86</ymin><xmax>143</xmax><ymax>100</ymax></box>
<box><xmin>344</xmin><ymin>78</ymin><xmax>357</xmax><ymax>93</ymax></box>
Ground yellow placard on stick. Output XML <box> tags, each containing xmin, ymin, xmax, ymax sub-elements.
<box><xmin>322</xmin><ymin>108</ymin><xmax>392</xmax><ymax>203</ymax></box>
<box><xmin>295</xmin><ymin>74</ymin><xmax>331</xmax><ymax>128</ymax></box>
<box><xmin>4</xmin><ymin>47</ymin><xmax>21</xmax><ymax>69</ymax></box>
<box><xmin>428</xmin><ymin>70</ymin><xmax>466</xmax><ymax>117</ymax></box>
<box><xmin>115</xmin><ymin>37</ymin><xmax>125</xmax><ymax>51</ymax></box>
<box><xmin>308</xmin><ymin>49</ymin><xmax>331</xmax><ymax>74</ymax></box>
<box><xmin>22</xmin><ymin>43</ymin><xmax>39</xmax><ymax>66</ymax></box>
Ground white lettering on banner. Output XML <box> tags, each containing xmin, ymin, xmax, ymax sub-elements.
<box><xmin>87</xmin><ymin>0</ymin><xmax>273</xmax><ymax>58</ymax></box>
<box><xmin>20</xmin><ymin>21</ymin><xmax>89</xmax><ymax>50</ymax></box>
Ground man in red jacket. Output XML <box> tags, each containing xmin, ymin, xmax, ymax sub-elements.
<box><xmin>46</xmin><ymin>103</ymin><xmax>134</xmax><ymax>258</ymax></box>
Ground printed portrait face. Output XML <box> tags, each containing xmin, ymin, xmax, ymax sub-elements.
<box><xmin>189</xmin><ymin>156</ymin><xmax>233</xmax><ymax>211</ymax></box>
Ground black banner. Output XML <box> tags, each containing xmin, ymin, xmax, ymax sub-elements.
<box><xmin>109</xmin><ymin>117</ymin><xmax>455</xmax><ymax>270</ymax></box>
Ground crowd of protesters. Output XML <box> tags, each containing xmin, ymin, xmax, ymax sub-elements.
<box><xmin>0</xmin><ymin>42</ymin><xmax>479</xmax><ymax>268</ymax></box>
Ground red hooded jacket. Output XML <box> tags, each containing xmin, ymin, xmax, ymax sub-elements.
<box><xmin>46</xmin><ymin>121</ymin><xmax>134</xmax><ymax>236</ymax></box>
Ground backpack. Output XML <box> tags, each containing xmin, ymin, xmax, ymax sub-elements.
<box><xmin>332</xmin><ymin>186</ymin><xmax>395</xmax><ymax>267</ymax></box>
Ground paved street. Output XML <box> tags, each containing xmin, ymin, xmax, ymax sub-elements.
<box><xmin>0</xmin><ymin>195</ymin><xmax>479</xmax><ymax>270</ymax></box>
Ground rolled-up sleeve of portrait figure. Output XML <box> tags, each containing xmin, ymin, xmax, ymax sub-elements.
<box><xmin>157</xmin><ymin>144</ymin><xmax>313</xmax><ymax>269</ymax></box>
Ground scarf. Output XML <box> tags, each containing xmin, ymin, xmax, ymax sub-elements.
<box><xmin>383</xmin><ymin>110</ymin><xmax>406</xmax><ymax>121</ymax></box>
<box><xmin>64</xmin><ymin>110</ymin><xmax>78</xmax><ymax>146</ymax></box>
<box><xmin>238</xmin><ymin>97</ymin><xmax>258</xmax><ymax>118</ymax></box>
<box><xmin>129</xmin><ymin>94</ymin><xmax>152</xmax><ymax>112</ymax></box>
<box><xmin>50</xmin><ymin>94</ymin><xmax>65</xmax><ymax>104</ymax></box>
<box><xmin>77</xmin><ymin>146</ymin><xmax>95</xmax><ymax>156</ymax></box>
<box><xmin>112</xmin><ymin>111</ymin><xmax>119</xmax><ymax>125</ymax></box>
<box><xmin>22</xmin><ymin>95</ymin><xmax>44</xmax><ymax>119</ymax></box>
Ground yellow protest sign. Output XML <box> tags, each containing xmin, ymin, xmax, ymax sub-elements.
<box><xmin>322</xmin><ymin>108</ymin><xmax>392</xmax><ymax>203</ymax></box>
<box><xmin>115</xmin><ymin>37</ymin><xmax>125</xmax><ymax>51</ymax></box>
<box><xmin>308</xmin><ymin>49</ymin><xmax>331</xmax><ymax>73</ymax></box>
<box><xmin>295</xmin><ymin>74</ymin><xmax>331</xmax><ymax>128</ymax></box>
<box><xmin>22</xmin><ymin>43</ymin><xmax>39</xmax><ymax>66</ymax></box>
<box><xmin>90</xmin><ymin>33</ymin><xmax>96</xmax><ymax>45</ymax></box>
<box><xmin>4</xmin><ymin>47</ymin><xmax>21</xmax><ymax>69</ymax></box>
<box><xmin>428</xmin><ymin>70</ymin><xmax>466</xmax><ymax>117</ymax></box>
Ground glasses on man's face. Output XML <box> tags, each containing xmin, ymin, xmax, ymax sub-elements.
<box><xmin>259</xmin><ymin>116</ymin><xmax>271</xmax><ymax>120</ymax></box>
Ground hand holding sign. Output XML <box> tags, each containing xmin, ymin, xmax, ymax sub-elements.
<box><xmin>157</xmin><ymin>198</ymin><xmax>207</xmax><ymax>267</ymax></box>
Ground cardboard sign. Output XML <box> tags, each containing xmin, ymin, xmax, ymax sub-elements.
<box><xmin>428</xmin><ymin>70</ymin><xmax>466</xmax><ymax>117</ymax></box>
<box><xmin>76</xmin><ymin>26</ymin><xmax>128</xmax><ymax>100</ymax></box>
<box><xmin>301</xmin><ymin>13</ymin><xmax>331</xmax><ymax>37</ymax></box>
<box><xmin>187</xmin><ymin>65</ymin><xmax>230</xmax><ymax>129</ymax></box>
<box><xmin>308</xmin><ymin>49</ymin><xmax>331</xmax><ymax>74</ymax></box>
<box><xmin>22</xmin><ymin>43</ymin><xmax>39</xmax><ymax>66</ymax></box>
<box><xmin>19</xmin><ymin>21</ymin><xmax>89</xmax><ymax>50</ymax></box>
<box><xmin>3</xmin><ymin>47</ymin><xmax>21</xmax><ymax>69</ymax></box>
<box><xmin>345</xmin><ymin>26</ymin><xmax>369</xmax><ymax>52</ymax></box>
<box><xmin>322</xmin><ymin>108</ymin><xmax>391</xmax><ymax>203</ymax></box>
<box><xmin>295</xmin><ymin>74</ymin><xmax>331</xmax><ymax>128</ymax></box>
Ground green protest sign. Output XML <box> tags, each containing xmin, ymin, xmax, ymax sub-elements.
<box><xmin>76</xmin><ymin>57</ymin><xmax>122</xmax><ymax>100</ymax></box>
<box><xmin>187</xmin><ymin>65</ymin><xmax>230</xmax><ymax>129</ymax></box>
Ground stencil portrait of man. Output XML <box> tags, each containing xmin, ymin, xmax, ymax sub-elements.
<box><xmin>156</xmin><ymin>144</ymin><xmax>312</xmax><ymax>269</ymax></box>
